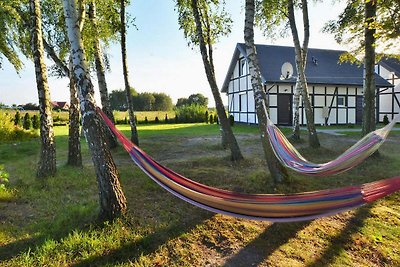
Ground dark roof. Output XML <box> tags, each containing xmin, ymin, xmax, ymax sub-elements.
<box><xmin>378</xmin><ymin>57</ymin><xmax>400</xmax><ymax>77</ymax></box>
<box><xmin>222</xmin><ymin>43</ymin><xmax>392</xmax><ymax>92</ymax></box>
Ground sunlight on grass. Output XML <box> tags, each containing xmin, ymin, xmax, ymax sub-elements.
<box><xmin>0</xmin><ymin>122</ymin><xmax>399</xmax><ymax>266</ymax></box>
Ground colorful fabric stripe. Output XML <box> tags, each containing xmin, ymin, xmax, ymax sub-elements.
<box><xmin>97</xmin><ymin>108</ymin><xmax>400</xmax><ymax>222</ymax></box>
<box><xmin>265</xmin><ymin>112</ymin><xmax>400</xmax><ymax>176</ymax></box>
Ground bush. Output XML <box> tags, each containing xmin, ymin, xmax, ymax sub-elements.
<box><xmin>205</xmin><ymin>111</ymin><xmax>209</xmax><ymax>123</ymax></box>
<box><xmin>32</xmin><ymin>114</ymin><xmax>40</xmax><ymax>129</ymax></box>
<box><xmin>165</xmin><ymin>114</ymin><xmax>168</xmax><ymax>123</ymax></box>
<box><xmin>383</xmin><ymin>115</ymin><xmax>389</xmax><ymax>125</ymax></box>
<box><xmin>14</xmin><ymin>111</ymin><xmax>21</xmax><ymax>126</ymax></box>
<box><xmin>144</xmin><ymin>117</ymin><xmax>148</xmax><ymax>124</ymax></box>
<box><xmin>23</xmin><ymin>113</ymin><xmax>32</xmax><ymax>130</ymax></box>
<box><xmin>215</xmin><ymin>114</ymin><xmax>219</xmax><ymax>124</ymax></box>
<box><xmin>0</xmin><ymin>113</ymin><xmax>15</xmax><ymax>141</ymax></box>
<box><xmin>209</xmin><ymin>114</ymin><xmax>214</xmax><ymax>124</ymax></box>
<box><xmin>155</xmin><ymin>116</ymin><xmax>159</xmax><ymax>123</ymax></box>
<box><xmin>229</xmin><ymin>115</ymin><xmax>234</xmax><ymax>126</ymax></box>
<box><xmin>175</xmin><ymin>104</ymin><xmax>208</xmax><ymax>123</ymax></box>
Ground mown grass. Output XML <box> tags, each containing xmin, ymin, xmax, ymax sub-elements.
<box><xmin>0</xmin><ymin>123</ymin><xmax>399</xmax><ymax>266</ymax></box>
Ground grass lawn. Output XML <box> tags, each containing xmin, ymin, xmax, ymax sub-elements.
<box><xmin>0</xmin><ymin>123</ymin><xmax>399</xmax><ymax>266</ymax></box>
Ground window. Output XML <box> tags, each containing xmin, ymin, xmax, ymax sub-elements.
<box><xmin>239</xmin><ymin>58</ymin><xmax>246</xmax><ymax>76</ymax></box>
<box><xmin>239</xmin><ymin>93</ymin><xmax>246</xmax><ymax>111</ymax></box>
<box><xmin>337</xmin><ymin>96</ymin><xmax>346</xmax><ymax>106</ymax></box>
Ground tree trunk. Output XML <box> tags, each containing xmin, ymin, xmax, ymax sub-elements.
<box><xmin>89</xmin><ymin>1</ymin><xmax>117</xmax><ymax>149</ymax></box>
<box><xmin>30</xmin><ymin>0</ymin><xmax>56</xmax><ymax>178</ymax></box>
<box><xmin>291</xmin><ymin>78</ymin><xmax>301</xmax><ymax>139</ymax></box>
<box><xmin>120</xmin><ymin>0</ymin><xmax>139</xmax><ymax>145</ymax></box>
<box><xmin>43</xmin><ymin>40</ymin><xmax>82</xmax><ymax>167</ymax></box>
<box><xmin>63</xmin><ymin>0</ymin><xmax>127</xmax><ymax>220</ymax></box>
<box><xmin>244</xmin><ymin>0</ymin><xmax>289</xmax><ymax>183</ymax></box>
<box><xmin>191</xmin><ymin>0</ymin><xmax>243</xmax><ymax>161</ymax></box>
<box><xmin>362</xmin><ymin>0</ymin><xmax>377</xmax><ymax>136</ymax></box>
<box><xmin>68</xmin><ymin>58</ymin><xmax>82</xmax><ymax>166</ymax></box>
<box><xmin>288</xmin><ymin>0</ymin><xmax>320</xmax><ymax>148</ymax></box>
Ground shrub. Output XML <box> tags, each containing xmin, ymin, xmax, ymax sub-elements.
<box><xmin>155</xmin><ymin>116</ymin><xmax>159</xmax><ymax>123</ymax></box>
<box><xmin>144</xmin><ymin>117</ymin><xmax>148</xmax><ymax>124</ymax></box>
<box><xmin>165</xmin><ymin>114</ymin><xmax>168</xmax><ymax>123</ymax></box>
<box><xmin>14</xmin><ymin>111</ymin><xmax>21</xmax><ymax>126</ymax></box>
<box><xmin>215</xmin><ymin>114</ymin><xmax>219</xmax><ymax>124</ymax></box>
<box><xmin>23</xmin><ymin>113</ymin><xmax>32</xmax><ymax>130</ymax></box>
<box><xmin>205</xmin><ymin>111</ymin><xmax>209</xmax><ymax>123</ymax></box>
<box><xmin>124</xmin><ymin>117</ymin><xmax>128</xmax><ymax>124</ymax></box>
<box><xmin>383</xmin><ymin>115</ymin><xmax>389</xmax><ymax>125</ymax></box>
<box><xmin>0</xmin><ymin>113</ymin><xmax>15</xmax><ymax>141</ymax></box>
<box><xmin>175</xmin><ymin>114</ymin><xmax>179</xmax><ymax>123</ymax></box>
<box><xmin>175</xmin><ymin>104</ymin><xmax>208</xmax><ymax>123</ymax></box>
<box><xmin>209</xmin><ymin>114</ymin><xmax>214</xmax><ymax>124</ymax></box>
<box><xmin>229</xmin><ymin>115</ymin><xmax>234</xmax><ymax>126</ymax></box>
<box><xmin>32</xmin><ymin>114</ymin><xmax>40</xmax><ymax>129</ymax></box>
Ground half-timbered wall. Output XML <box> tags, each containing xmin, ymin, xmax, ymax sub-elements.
<box><xmin>227</xmin><ymin>57</ymin><xmax>370</xmax><ymax>125</ymax></box>
<box><xmin>376</xmin><ymin>64</ymin><xmax>400</xmax><ymax>121</ymax></box>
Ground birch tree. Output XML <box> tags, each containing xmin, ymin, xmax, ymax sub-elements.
<box><xmin>120</xmin><ymin>0</ymin><xmax>139</xmax><ymax>145</ymax></box>
<box><xmin>176</xmin><ymin>0</ymin><xmax>244</xmax><ymax>161</ymax></box>
<box><xmin>257</xmin><ymin>0</ymin><xmax>320</xmax><ymax>147</ymax></box>
<box><xmin>63</xmin><ymin>0</ymin><xmax>127</xmax><ymax>220</ymax></box>
<box><xmin>30</xmin><ymin>0</ymin><xmax>57</xmax><ymax>178</ymax></box>
<box><xmin>88</xmin><ymin>0</ymin><xmax>118</xmax><ymax>148</ymax></box>
<box><xmin>324</xmin><ymin>0</ymin><xmax>400</xmax><ymax>135</ymax></box>
<box><xmin>245</xmin><ymin>0</ymin><xmax>289</xmax><ymax>183</ymax></box>
<box><xmin>362</xmin><ymin>0</ymin><xmax>377</xmax><ymax>135</ymax></box>
<box><xmin>0</xmin><ymin>1</ymin><xmax>23</xmax><ymax>72</ymax></box>
<box><xmin>287</xmin><ymin>0</ymin><xmax>320</xmax><ymax>147</ymax></box>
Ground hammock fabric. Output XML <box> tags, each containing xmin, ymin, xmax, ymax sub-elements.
<box><xmin>265</xmin><ymin>111</ymin><xmax>400</xmax><ymax>176</ymax></box>
<box><xmin>98</xmin><ymin>108</ymin><xmax>400</xmax><ymax>222</ymax></box>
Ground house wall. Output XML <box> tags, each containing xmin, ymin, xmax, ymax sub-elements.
<box><xmin>226</xmin><ymin>55</ymin><xmax>366</xmax><ymax>125</ymax></box>
<box><xmin>376</xmin><ymin>64</ymin><xmax>400</xmax><ymax>122</ymax></box>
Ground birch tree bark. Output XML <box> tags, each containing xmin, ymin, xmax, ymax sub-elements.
<box><xmin>120</xmin><ymin>0</ymin><xmax>139</xmax><ymax>145</ymax></box>
<box><xmin>362</xmin><ymin>0</ymin><xmax>377</xmax><ymax>136</ymax></box>
<box><xmin>68</xmin><ymin>58</ymin><xmax>82</xmax><ymax>166</ymax></box>
<box><xmin>245</xmin><ymin>0</ymin><xmax>289</xmax><ymax>183</ymax></box>
<box><xmin>30</xmin><ymin>0</ymin><xmax>56</xmax><ymax>178</ymax></box>
<box><xmin>89</xmin><ymin>0</ymin><xmax>118</xmax><ymax>148</ymax></box>
<box><xmin>43</xmin><ymin>39</ymin><xmax>82</xmax><ymax>167</ymax></box>
<box><xmin>288</xmin><ymin>0</ymin><xmax>320</xmax><ymax>148</ymax></box>
<box><xmin>63</xmin><ymin>0</ymin><xmax>127</xmax><ymax>220</ymax></box>
<box><xmin>190</xmin><ymin>0</ymin><xmax>243</xmax><ymax>161</ymax></box>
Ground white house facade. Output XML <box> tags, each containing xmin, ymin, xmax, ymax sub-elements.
<box><xmin>222</xmin><ymin>43</ymin><xmax>395</xmax><ymax>126</ymax></box>
<box><xmin>375</xmin><ymin>58</ymin><xmax>400</xmax><ymax>121</ymax></box>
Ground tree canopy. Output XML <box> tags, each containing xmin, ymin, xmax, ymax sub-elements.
<box><xmin>109</xmin><ymin>89</ymin><xmax>173</xmax><ymax>111</ymax></box>
<box><xmin>324</xmin><ymin>0</ymin><xmax>400</xmax><ymax>57</ymax></box>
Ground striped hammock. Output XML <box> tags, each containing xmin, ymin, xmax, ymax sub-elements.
<box><xmin>98</xmin><ymin>108</ymin><xmax>400</xmax><ymax>222</ymax></box>
<box><xmin>266</xmin><ymin>111</ymin><xmax>400</xmax><ymax>176</ymax></box>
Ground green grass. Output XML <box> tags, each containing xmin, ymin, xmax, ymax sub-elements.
<box><xmin>0</xmin><ymin>123</ymin><xmax>399</xmax><ymax>266</ymax></box>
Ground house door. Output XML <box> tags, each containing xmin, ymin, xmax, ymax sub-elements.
<box><xmin>356</xmin><ymin>96</ymin><xmax>363</xmax><ymax>125</ymax></box>
<box><xmin>278</xmin><ymin>94</ymin><xmax>292</xmax><ymax>125</ymax></box>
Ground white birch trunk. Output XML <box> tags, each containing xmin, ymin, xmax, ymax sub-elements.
<box><xmin>30</xmin><ymin>0</ymin><xmax>56</xmax><ymax>178</ymax></box>
<box><xmin>63</xmin><ymin>0</ymin><xmax>127</xmax><ymax>220</ymax></box>
<box><xmin>244</xmin><ymin>0</ymin><xmax>288</xmax><ymax>183</ymax></box>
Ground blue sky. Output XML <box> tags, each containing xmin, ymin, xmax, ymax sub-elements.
<box><xmin>0</xmin><ymin>0</ymin><xmax>345</xmax><ymax>107</ymax></box>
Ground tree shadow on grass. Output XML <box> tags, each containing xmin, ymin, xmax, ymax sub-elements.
<box><xmin>0</xmin><ymin>206</ymin><xmax>97</xmax><ymax>261</ymax></box>
<box><xmin>223</xmin><ymin>221</ymin><xmax>311</xmax><ymax>267</ymax></box>
<box><xmin>72</xmin><ymin>212</ymin><xmax>212</xmax><ymax>267</ymax></box>
<box><xmin>306</xmin><ymin>206</ymin><xmax>372</xmax><ymax>267</ymax></box>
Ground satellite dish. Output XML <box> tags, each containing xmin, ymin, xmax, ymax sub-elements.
<box><xmin>280</xmin><ymin>62</ymin><xmax>294</xmax><ymax>80</ymax></box>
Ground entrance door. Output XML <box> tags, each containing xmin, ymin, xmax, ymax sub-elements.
<box><xmin>278</xmin><ymin>94</ymin><xmax>292</xmax><ymax>125</ymax></box>
<box><xmin>356</xmin><ymin>96</ymin><xmax>363</xmax><ymax>125</ymax></box>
